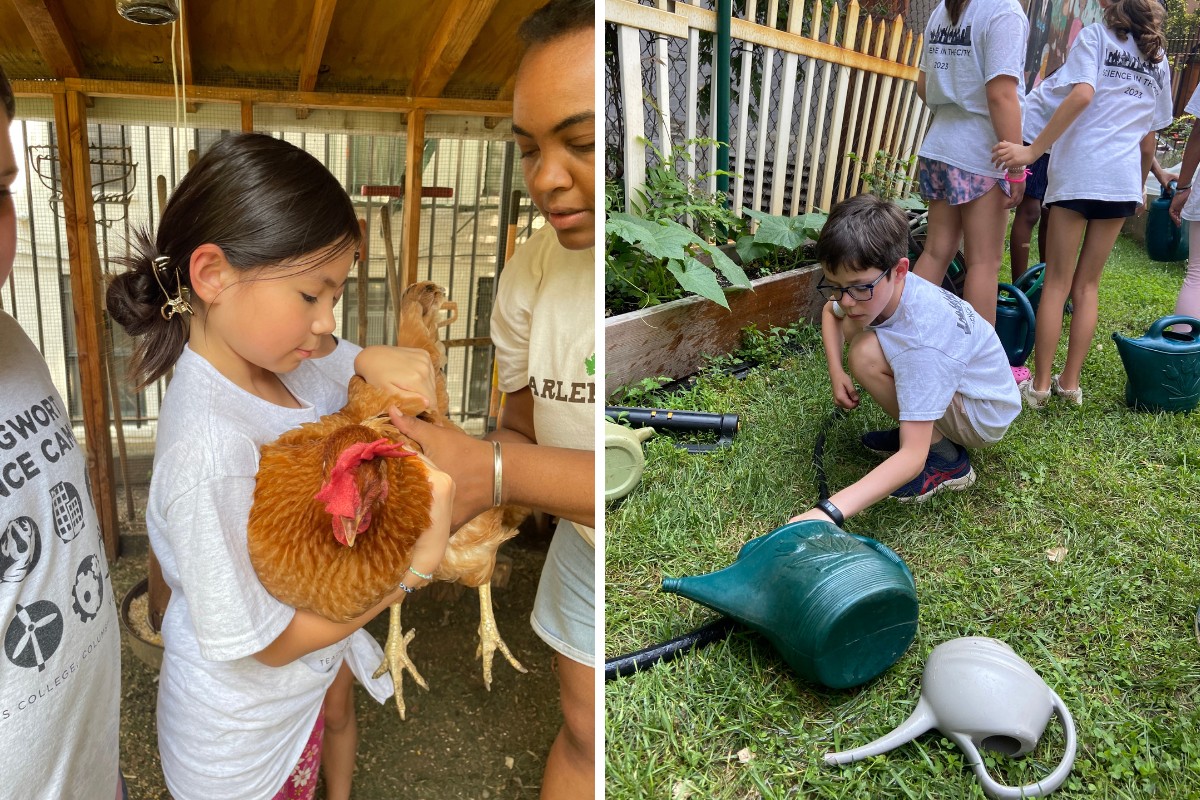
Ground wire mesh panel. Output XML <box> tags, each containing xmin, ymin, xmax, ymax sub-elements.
<box><xmin>605</xmin><ymin>0</ymin><xmax>925</xmax><ymax>222</ymax></box>
<box><xmin>1</xmin><ymin>97</ymin><xmax>532</xmax><ymax>494</ymax></box>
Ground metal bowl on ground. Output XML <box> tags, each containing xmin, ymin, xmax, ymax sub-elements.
<box><xmin>119</xmin><ymin>577</ymin><xmax>164</xmax><ymax>671</ymax></box>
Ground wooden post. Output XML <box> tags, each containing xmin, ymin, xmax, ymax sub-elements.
<box><xmin>401</xmin><ymin>109</ymin><xmax>426</xmax><ymax>288</ymax></box>
<box><xmin>241</xmin><ymin>99</ymin><xmax>254</xmax><ymax>132</ymax></box>
<box><xmin>52</xmin><ymin>90</ymin><xmax>119</xmax><ymax>562</ymax></box>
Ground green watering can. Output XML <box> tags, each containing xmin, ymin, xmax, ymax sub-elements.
<box><xmin>1112</xmin><ymin>315</ymin><xmax>1200</xmax><ymax>413</ymax></box>
<box><xmin>995</xmin><ymin>282</ymin><xmax>1036</xmax><ymax>367</ymax></box>
<box><xmin>661</xmin><ymin>520</ymin><xmax>918</xmax><ymax>689</ymax></box>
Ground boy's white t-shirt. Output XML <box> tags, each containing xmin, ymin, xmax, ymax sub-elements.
<box><xmin>918</xmin><ymin>0</ymin><xmax>1028</xmax><ymax>178</ymax></box>
<box><xmin>1037</xmin><ymin>23</ymin><xmax>1173</xmax><ymax>204</ymax></box>
<box><xmin>868</xmin><ymin>274</ymin><xmax>1020</xmax><ymax>443</ymax></box>
<box><xmin>150</xmin><ymin>340</ymin><xmax>392</xmax><ymax>800</ymax></box>
<box><xmin>1179</xmin><ymin>84</ymin><xmax>1200</xmax><ymax>222</ymax></box>
<box><xmin>491</xmin><ymin>224</ymin><xmax>596</xmax><ymax>546</ymax></box>
<box><xmin>0</xmin><ymin>311</ymin><xmax>121</xmax><ymax>800</ymax></box>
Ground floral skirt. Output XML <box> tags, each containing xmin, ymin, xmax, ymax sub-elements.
<box><xmin>271</xmin><ymin>709</ymin><xmax>325</xmax><ymax>800</ymax></box>
<box><xmin>918</xmin><ymin>157</ymin><xmax>1011</xmax><ymax>206</ymax></box>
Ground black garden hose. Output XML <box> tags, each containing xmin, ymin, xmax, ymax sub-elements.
<box><xmin>603</xmin><ymin>407</ymin><xmax>847</xmax><ymax>682</ymax></box>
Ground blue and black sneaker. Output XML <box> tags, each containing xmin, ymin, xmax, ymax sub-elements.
<box><xmin>861</xmin><ymin>427</ymin><xmax>901</xmax><ymax>454</ymax></box>
<box><xmin>891</xmin><ymin>443</ymin><xmax>976</xmax><ymax>503</ymax></box>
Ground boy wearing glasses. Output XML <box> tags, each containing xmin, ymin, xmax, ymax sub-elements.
<box><xmin>791</xmin><ymin>194</ymin><xmax>1019</xmax><ymax>525</ymax></box>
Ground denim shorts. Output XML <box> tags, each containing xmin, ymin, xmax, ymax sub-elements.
<box><xmin>531</xmin><ymin>519</ymin><xmax>595</xmax><ymax>666</ymax></box>
<box><xmin>918</xmin><ymin>157</ymin><xmax>1012</xmax><ymax>206</ymax></box>
<box><xmin>1025</xmin><ymin>149</ymin><xmax>1050</xmax><ymax>201</ymax></box>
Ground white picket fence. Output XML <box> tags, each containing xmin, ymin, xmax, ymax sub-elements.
<box><xmin>606</xmin><ymin>0</ymin><xmax>930</xmax><ymax>216</ymax></box>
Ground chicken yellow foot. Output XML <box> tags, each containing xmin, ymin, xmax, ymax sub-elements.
<box><xmin>476</xmin><ymin>582</ymin><xmax>527</xmax><ymax>689</ymax></box>
<box><xmin>371</xmin><ymin>602</ymin><xmax>428</xmax><ymax>719</ymax></box>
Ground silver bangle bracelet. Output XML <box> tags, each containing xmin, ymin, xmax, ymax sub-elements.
<box><xmin>492</xmin><ymin>440</ymin><xmax>503</xmax><ymax>507</ymax></box>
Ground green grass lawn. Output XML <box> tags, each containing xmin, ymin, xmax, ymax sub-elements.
<box><xmin>604</xmin><ymin>233</ymin><xmax>1200</xmax><ymax>799</ymax></box>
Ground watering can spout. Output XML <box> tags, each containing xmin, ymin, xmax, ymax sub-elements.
<box><xmin>824</xmin><ymin>696</ymin><xmax>936</xmax><ymax>765</ymax></box>
<box><xmin>661</xmin><ymin>571</ymin><xmax>760</xmax><ymax>625</ymax></box>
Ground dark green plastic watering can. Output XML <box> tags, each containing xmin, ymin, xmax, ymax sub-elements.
<box><xmin>661</xmin><ymin>520</ymin><xmax>918</xmax><ymax>689</ymax></box>
<box><xmin>995</xmin><ymin>282</ymin><xmax>1036</xmax><ymax>367</ymax></box>
<box><xmin>1112</xmin><ymin>315</ymin><xmax>1200</xmax><ymax>413</ymax></box>
<box><xmin>1014</xmin><ymin>263</ymin><xmax>1046</xmax><ymax>315</ymax></box>
<box><xmin>1146</xmin><ymin>181</ymin><xmax>1190</xmax><ymax>262</ymax></box>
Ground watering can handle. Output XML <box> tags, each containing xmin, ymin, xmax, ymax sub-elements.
<box><xmin>958</xmin><ymin>688</ymin><xmax>1078</xmax><ymax>800</ymax></box>
<box><xmin>1144</xmin><ymin>315</ymin><xmax>1200</xmax><ymax>340</ymax></box>
<box><xmin>851</xmin><ymin>534</ymin><xmax>915</xmax><ymax>588</ymax></box>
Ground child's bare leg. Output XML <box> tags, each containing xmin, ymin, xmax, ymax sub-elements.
<box><xmin>1009</xmin><ymin>195</ymin><xmax>1043</xmax><ymax>282</ymax></box>
<box><xmin>321</xmin><ymin>662</ymin><xmax>357</xmax><ymax>800</ymax></box>
<box><xmin>1032</xmin><ymin>206</ymin><xmax>1087</xmax><ymax>392</ymax></box>
<box><xmin>1059</xmin><ymin>217</ymin><xmax>1123</xmax><ymax>390</ymax></box>
<box><xmin>960</xmin><ymin>185</ymin><xmax>1009</xmax><ymax>325</ymax></box>
<box><xmin>540</xmin><ymin>654</ymin><xmax>594</xmax><ymax>799</ymax></box>
<box><xmin>849</xmin><ymin>331</ymin><xmax>946</xmax><ymax>446</ymax></box>
<box><xmin>913</xmin><ymin>199</ymin><xmax>962</xmax><ymax>288</ymax></box>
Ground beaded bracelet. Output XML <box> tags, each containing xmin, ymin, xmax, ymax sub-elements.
<box><xmin>408</xmin><ymin>565</ymin><xmax>433</xmax><ymax>581</ymax></box>
<box><xmin>397</xmin><ymin>581</ymin><xmax>415</xmax><ymax>594</ymax></box>
<box><xmin>1005</xmin><ymin>168</ymin><xmax>1032</xmax><ymax>184</ymax></box>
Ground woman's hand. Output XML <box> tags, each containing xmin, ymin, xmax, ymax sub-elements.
<box><xmin>388</xmin><ymin>409</ymin><xmax>494</xmax><ymax>529</ymax></box>
<box><xmin>389</xmin><ymin>462</ymin><xmax>454</xmax><ymax>598</ymax></box>
<box><xmin>356</xmin><ymin>345</ymin><xmax>438</xmax><ymax>413</ymax></box>
<box><xmin>992</xmin><ymin>141</ymin><xmax>1034</xmax><ymax>171</ymax></box>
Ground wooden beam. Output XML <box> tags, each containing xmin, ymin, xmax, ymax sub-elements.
<box><xmin>485</xmin><ymin>72</ymin><xmax>517</xmax><ymax>129</ymax></box>
<box><xmin>296</xmin><ymin>0</ymin><xmax>339</xmax><ymax>120</ymax></box>
<box><xmin>402</xmin><ymin>109</ymin><xmax>426</xmax><ymax>288</ymax></box>
<box><xmin>11</xmin><ymin>0</ymin><xmax>85</xmax><ymax>80</ymax></box>
<box><xmin>51</xmin><ymin>91</ymin><xmax>119</xmax><ymax>562</ymax></box>
<box><xmin>12</xmin><ymin>78</ymin><xmax>513</xmax><ymax>117</ymax></box>
<box><xmin>409</xmin><ymin>0</ymin><xmax>501</xmax><ymax>98</ymax></box>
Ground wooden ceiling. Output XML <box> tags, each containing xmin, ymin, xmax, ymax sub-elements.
<box><xmin>0</xmin><ymin>0</ymin><xmax>546</xmax><ymax>105</ymax></box>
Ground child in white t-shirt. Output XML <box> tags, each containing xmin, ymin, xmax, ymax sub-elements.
<box><xmin>993</xmin><ymin>0</ymin><xmax>1171</xmax><ymax>408</ymax></box>
<box><xmin>105</xmin><ymin>133</ymin><xmax>453</xmax><ymax>800</ymax></box>
<box><xmin>913</xmin><ymin>0</ymin><xmax>1029</xmax><ymax>324</ymax></box>
<box><xmin>790</xmin><ymin>194</ymin><xmax>1020</xmax><ymax>523</ymax></box>
<box><xmin>1167</xmin><ymin>82</ymin><xmax>1200</xmax><ymax>333</ymax></box>
<box><xmin>0</xmin><ymin>63</ymin><xmax>124</xmax><ymax>800</ymax></box>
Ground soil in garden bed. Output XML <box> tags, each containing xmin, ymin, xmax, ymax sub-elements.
<box><xmin>112</xmin><ymin>500</ymin><xmax>561</xmax><ymax>800</ymax></box>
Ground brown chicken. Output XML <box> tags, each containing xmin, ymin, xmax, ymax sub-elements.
<box><xmin>246</xmin><ymin>381</ymin><xmax>434</xmax><ymax>622</ymax></box>
<box><xmin>370</xmin><ymin>281</ymin><xmax>530</xmax><ymax>718</ymax></box>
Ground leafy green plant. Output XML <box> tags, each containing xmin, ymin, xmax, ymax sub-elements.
<box><xmin>608</xmin><ymin>375</ymin><xmax>672</xmax><ymax>407</ymax></box>
<box><xmin>734</xmin><ymin>207</ymin><xmax>828</xmax><ymax>274</ymax></box>
<box><xmin>849</xmin><ymin>149</ymin><xmax>925</xmax><ymax>210</ymax></box>
<box><xmin>606</xmin><ymin>138</ymin><xmax>752</xmax><ymax>313</ymax></box>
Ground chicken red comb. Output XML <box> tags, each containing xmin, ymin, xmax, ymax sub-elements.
<box><xmin>314</xmin><ymin>438</ymin><xmax>417</xmax><ymax>518</ymax></box>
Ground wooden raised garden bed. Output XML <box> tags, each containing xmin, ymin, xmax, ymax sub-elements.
<box><xmin>604</xmin><ymin>263</ymin><xmax>825</xmax><ymax>397</ymax></box>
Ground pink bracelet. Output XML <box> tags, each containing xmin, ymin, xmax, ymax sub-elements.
<box><xmin>1005</xmin><ymin>169</ymin><xmax>1032</xmax><ymax>184</ymax></box>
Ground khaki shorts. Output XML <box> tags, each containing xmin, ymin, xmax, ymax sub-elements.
<box><xmin>934</xmin><ymin>393</ymin><xmax>992</xmax><ymax>450</ymax></box>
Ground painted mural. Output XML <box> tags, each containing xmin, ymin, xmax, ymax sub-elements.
<box><xmin>1024</xmin><ymin>0</ymin><xmax>1108</xmax><ymax>89</ymax></box>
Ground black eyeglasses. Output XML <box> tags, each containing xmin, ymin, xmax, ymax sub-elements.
<box><xmin>815</xmin><ymin>268</ymin><xmax>892</xmax><ymax>302</ymax></box>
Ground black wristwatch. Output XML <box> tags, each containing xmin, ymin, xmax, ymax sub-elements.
<box><xmin>815</xmin><ymin>498</ymin><xmax>845</xmax><ymax>527</ymax></box>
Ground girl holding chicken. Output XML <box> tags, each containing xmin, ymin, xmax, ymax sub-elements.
<box><xmin>106</xmin><ymin>133</ymin><xmax>454</xmax><ymax>800</ymax></box>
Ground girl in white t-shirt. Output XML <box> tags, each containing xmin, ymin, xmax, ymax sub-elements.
<box><xmin>993</xmin><ymin>0</ymin><xmax>1171</xmax><ymax>407</ymax></box>
<box><xmin>106</xmin><ymin>133</ymin><xmax>453</xmax><ymax>800</ymax></box>
<box><xmin>1167</xmin><ymin>83</ymin><xmax>1200</xmax><ymax>333</ymax></box>
<box><xmin>913</xmin><ymin>0</ymin><xmax>1029</xmax><ymax>325</ymax></box>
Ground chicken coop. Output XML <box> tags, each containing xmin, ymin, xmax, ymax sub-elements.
<box><xmin>1</xmin><ymin>0</ymin><xmax>549</xmax><ymax>561</ymax></box>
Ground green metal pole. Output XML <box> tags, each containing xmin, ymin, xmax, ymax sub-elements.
<box><xmin>716</xmin><ymin>0</ymin><xmax>731</xmax><ymax>204</ymax></box>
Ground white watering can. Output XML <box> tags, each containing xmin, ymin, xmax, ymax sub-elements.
<box><xmin>825</xmin><ymin>637</ymin><xmax>1077</xmax><ymax>799</ymax></box>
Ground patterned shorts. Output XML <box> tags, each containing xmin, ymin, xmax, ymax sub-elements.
<box><xmin>918</xmin><ymin>157</ymin><xmax>1012</xmax><ymax>206</ymax></box>
<box><xmin>272</xmin><ymin>709</ymin><xmax>325</xmax><ymax>800</ymax></box>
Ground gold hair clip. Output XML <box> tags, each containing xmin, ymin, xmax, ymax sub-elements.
<box><xmin>151</xmin><ymin>254</ymin><xmax>194</xmax><ymax>320</ymax></box>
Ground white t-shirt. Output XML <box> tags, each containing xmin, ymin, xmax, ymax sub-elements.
<box><xmin>491</xmin><ymin>224</ymin><xmax>596</xmax><ymax>546</ymax></box>
<box><xmin>1022</xmin><ymin>71</ymin><xmax>1055</xmax><ymax>146</ymax></box>
<box><xmin>868</xmin><ymin>274</ymin><xmax>1020</xmax><ymax>443</ymax></box>
<box><xmin>1179</xmin><ymin>84</ymin><xmax>1200</xmax><ymax>222</ymax></box>
<box><xmin>0</xmin><ymin>311</ymin><xmax>121</xmax><ymax>800</ymax></box>
<box><xmin>1037</xmin><ymin>23</ymin><xmax>1173</xmax><ymax>204</ymax></box>
<box><xmin>150</xmin><ymin>340</ymin><xmax>392</xmax><ymax>800</ymax></box>
<box><xmin>918</xmin><ymin>0</ymin><xmax>1028</xmax><ymax>178</ymax></box>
